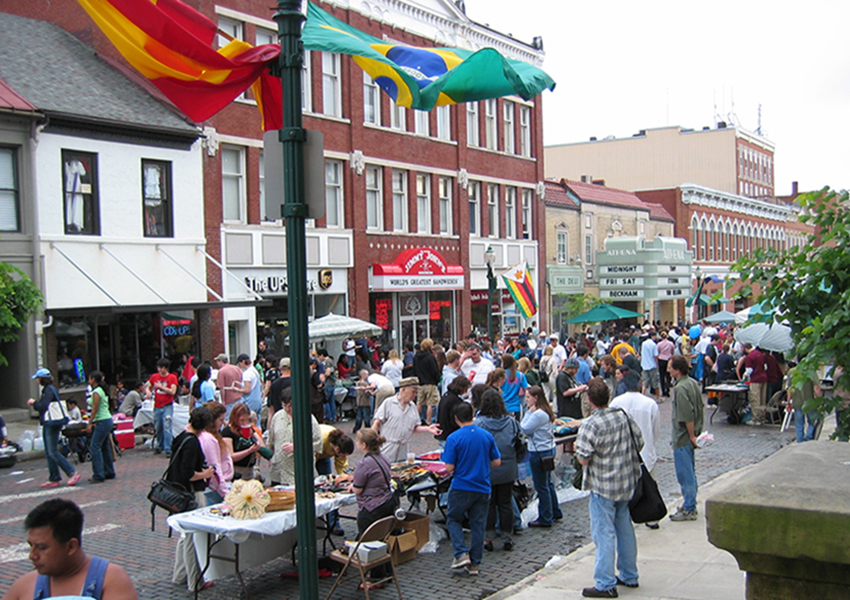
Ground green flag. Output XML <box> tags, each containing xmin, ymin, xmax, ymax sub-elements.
<box><xmin>302</xmin><ymin>2</ymin><xmax>555</xmax><ymax>110</ymax></box>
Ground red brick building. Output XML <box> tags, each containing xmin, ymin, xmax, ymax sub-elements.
<box><xmin>7</xmin><ymin>0</ymin><xmax>550</xmax><ymax>358</ymax></box>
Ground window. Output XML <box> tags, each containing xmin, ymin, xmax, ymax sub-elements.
<box><xmin>301</xmin><ymin>50</ymin><xmax>312</xmax><ymax>111</ymax></box>
<box><xmin>363</xmin><ymin>72</ymin><xmax>381</xmax><ymax>125</ymax></box>
<box><xmin>484</xmin><ymin>99</ymin><xmax>497</xmax><ymax>150</ymax></box>
<box><xmin>416</xmin><ymin>174</ymin><xmax>431</xmax><ymax>233</ymax></box>
<box><xmin>221</xmin><ymin>146</ymin><xmax>245</xmax><ymax>222</ymax></box>
<box><xmin>521</xmin><ymin>189</ymin><xmax>532</xmax><ymax>239</ymax></box>
<box><xmin>519</xmin><ymin>105</ymin><xmax>531</xmax><ymax>157</ymax></box>
<box><xmin>218</xmin><ymin>19</ymin><xmax>245</xmax><ymax>100</ymax></box>
<box><xmin>556</xmin><ymin>230</ymin><xmax>568</xmax><ymax>264</ymax></box>
<box><xmin>487</xmin><ymin>183</ymin><xmax>499</xmax><ymax>238</ymax></box>
<box><xmin>438</xmin><ymin>177</ymin><xmax>452</xmax><ymax>235</ymax></box>
<box><xmin>414</xmin><ymin>110</ymin><xmax>429</xmax><ymax>136</ymax></box>
<box><xmin>466</xmin><ymin>102</ymin><xmax>479</xmax><ymax>146</ymax></box>
<box><xmin>0</xmin><ymin>148</ymin><xmax>20</xmax><ymax>232</ymax></box>
<box><xmin>436</xmin><ymin>106</ymin><xmax>451</xmax><ymax>140</ymax></box>
<box><xmin>365</xmin><ymin>166</ymin><xmax>383</xmax><ymax>230</ymax></box>
<box><xmin>468</xmin><ymin>181</ymin><xmax>480</xmax><ymax>236</ymax></box>
<box><xmin>256</xmin><ymin>28</ymin><xmax>276</xmax><ymax>46</ymax></box>
<box><xmin>142</xmin><ymin>160</ymin><xmax>172</xmax><ymax>237</ymax></box>
<box><xmin>503</xmin><ymin>101</ymin><xmax>515</xmax><ymax>154</ymax></box>
<box><xmin>321</xmin><ymin>52</ymin><xmax>341</xmax><ymax>117</ymax></box>
<box><xmin>505</xmin><ymin>186</ymin><xmax>516</xmax><ymax>239</ymax></box>
<box><xmin>584</xmin><ymin>234</ymin><xmax>593</xmax><ymax>265</ymax></box>
<box><xmin>259</xmin><ymin>150</ymin><xmax>275</xmax><ymax>222</ymax></box>
<box><xmin>324</xmin><ymin>159</ymin><xmax>343</xmax><ymax>227</ymax></box>
<box><xmin>62</xmin><ymin>150</ymin><xmax>99</xmax><ymax>235</ymax></box>
<box><xmin>708</xmin><ymin>221</ymin><xmax>716</xmax><ymax>261</ymax></box>
<box><xmin>392</xmin><ymin>169</ymin><xmax>407</xmax><ymax>232</ymax></box>
<box><xmin>390</xmin><ymin>99</ymin><xmax>406</xmax><ymax>131</ymax></box>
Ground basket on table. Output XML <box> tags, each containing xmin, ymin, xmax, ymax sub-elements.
<box><xmin>265</xmin><ymin>487</ymin><xmax>297</xmax><ymax>512</ymax></box>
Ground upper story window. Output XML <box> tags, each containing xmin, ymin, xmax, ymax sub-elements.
<box><xmin>62</xmin><ymin>149</ymin><xmax>99</xmax><ymax>235</ymax></box>
<box><xmin>416</xmin><ymin>174</ymin><xmax>431</xmax><ymax>233</ymax></box>
<box><xmin>221</xmin><ymin>145</ymin><xmax>245</xmax><ymax>223</ymax></box>
<box><xmin>487</xmin><ymin>183</ymin><xmax>499</xmax><ymax>238</ymax></box>
<box><xmin>392</xmin><ymin>169</ymin><xmax>408</xmax><ymax>232</ymax></box>
<box><xmin>466</xmin><ymin>102</ymin><xmax>479</xmax><ymax>147</ymax></box>
<box><xmin>438</xmin><ymin>176</ymin><xmax>452</xmax><ymax>235</ymax></box>
<box><xmin>0</xmin><ymin>147</ymin><xmax>20</xmax><ymax>232</ymax></box>
<box><xmin>256</xmin><ymin>28</ymin><xmax>275</xmax><ymax>46</ymax></box>
<box><xmin>484</xmin><ymin>99</ymin><xmax>497</xmax><ymax>150</ymax></box>
<box><xmin>365</xmin><ymin>165</ymin><xmax>383</xmax><ymax>230</ymax></box>
<box><xmin>436</xmin><ymin>106</ymin><xmax>451</xmax><ymax>140</ymax></box>
<box><xmin>521</xmin><ymin>189</ymin><xmax>532</xmax><ymax>239</ymax></box>
<box><xmin>324</xmin><ymin>159</ymin><xmax>343</xmax><ymax>227</ymax></box>
<box><xmin>301</xmin><ymin>50</ymin><xmax>312</xmax><ymax>111</ymax></box>
<box><xmin>556</xmin><ymin>229</ymin><xmax>568</xmax><ymax>264</ymax></box>
<box><xmin>321</xmin><ymin>52</ymin><xmax>341</xmax><ymax>117</ymax></box>
<box><xmin>390</xmin><ymin>99</ymin><xmax>406</xmax><ymax>132</ymax></box>
<box><xmin>142</xmin><ymin>159</ymin><xmax>172</xmax><ymax>237</ymax></box>
<box><xmin>503</xmin><ymin>101</ymin><xmax>515</xmax><ymax>154</ymax></box>
<box><xmin>468</xmin><ymin>181</ymin><xmax>480</xmax><ymax>236</ymax></box>
<box><xmin>519</xmin><ymin>105</ymin><xmax>531</xmax><ymax>157</ymax></box>
<box><xmin>584</xmin><ymin>234</ymin><xmax>593</xmax><ymax>265</ymax></box>
<box><xmin>414</xmin><ymin>110</ymin><xmax>430</xmax><ymax>136</ymax></box>
<box><xmin>218</xmin><ymin>18</ymin><xmax>246</xmax><ymax>101</ymax></box>
<box><xmin>363</xmin><ymin>72</ymin><xmax>381</xmax><ymax>126</ymax></box>
<box><xmin>505</xmin><ymin>186</ymin><xmax>516</xmax><ymax>239</ymax></box>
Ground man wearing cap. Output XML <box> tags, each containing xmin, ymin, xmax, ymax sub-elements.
<box><xmin>266</xmin><ymin>357</ymin><xmax>292</xmax><ymax>427</ymax></box>
<box><xmin>639</xmin><ymin>330</ymin><xmax>660</xmax><ymax>401</ymax></box>
<box><xmin>460</xmin><ymin>343</ymin><xmax>495</xmax><ymax>387</ymax></box>
<box><xmin>214</xmin><ymin>353</ymin><xmax>243</xmax><ymax>419</ymax></box>
<box><xmin>372</xmin><ymin>377</ymin><xmax>441</xmax><ymax>463</ymax></box>
<box><xmin>549</xmin><ymin>334</ymin><xmax>567</xmax><ymax>370</ymax></box>
<box><xmin>228</xmin><ymin>353</ymin><xmax>262</xmax><ymax>416</ymax></box>
<box><xmin>556</xmin><ymin>358</ymin><xmax>588</xmax><ymax>419</ymax></box>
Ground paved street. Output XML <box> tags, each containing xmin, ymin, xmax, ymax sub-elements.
<box><xmin>0</xmin><ymin>398</ymin><xmax>794</xmax><ymax>600</ymax></box>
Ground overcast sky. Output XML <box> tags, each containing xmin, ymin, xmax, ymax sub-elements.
<box><xmin>467</xmin><ymin>0</ymin><xmax>850</xmax><ymax>194</ymax></box>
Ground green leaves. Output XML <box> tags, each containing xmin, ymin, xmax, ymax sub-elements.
<box><xmin>0</xmin><ymin>263</ymin><xmax>42</xmax><ymax>367</ymax></box>
<box><xmin>734</xmin><ymin>188</ymin><xmax>850</xmax><ymax>439</ymax></box>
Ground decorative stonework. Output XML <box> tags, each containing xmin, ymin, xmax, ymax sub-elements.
<box><xmin>458</xmin><ymin>168</ymin><xmax>469</xmax><ymax>190</ymax></box>
<box><xmin>202</xmin><ymin>126</ymin><xmax>219</xmax><ymax>157</ymax></box>
<box><xmin>350</xmin><ymin>150</ymin><xmax>365</xmax><ymax>175</ymax></box>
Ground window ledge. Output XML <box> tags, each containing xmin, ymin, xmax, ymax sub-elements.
<box><xmin>466</xmin><ymin>145</ymin><xmax>535</xmax><ymax>161</ymax></box>
<box><xmin>307</xmin><ymin>113</ymin><xmax>351</xmax><ymax>125</ymax></box>
<box><xmin>363</xmin><ymin>122</ymin><xmax>457</xmax><ymax>145</ymax></box>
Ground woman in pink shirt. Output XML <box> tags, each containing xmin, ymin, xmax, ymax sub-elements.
<box><xmin>198</xmin><ymin>402</ymin><xmax>234</xmax><ymax>505</ymax></box>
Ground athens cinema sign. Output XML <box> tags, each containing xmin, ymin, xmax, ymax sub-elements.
<box><xmin>370</xmin><ymin>247</ymin><xmax>464</xmax><ymax>291</ymax></box>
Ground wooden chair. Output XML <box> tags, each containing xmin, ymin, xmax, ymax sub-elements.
<box><xmin>324</xmin><ymin>515</ymin><xmax>402</xmax><ymax>600</ymax></box>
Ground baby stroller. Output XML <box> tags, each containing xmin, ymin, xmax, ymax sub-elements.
<box><xmin>60</xmin><ymin>422</ymin><xmax>90</xmax><ymax>463</ymax></box>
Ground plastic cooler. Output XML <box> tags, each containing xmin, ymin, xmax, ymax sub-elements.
<box><xmin>115</xmin><ymin>430</ymin><xmax>135</xmax><ymax>450</ymax></box>
<box><xmin>114</xmin><ymin>417</ymin><xmax>134</xmax><ymax>431</ymax></box>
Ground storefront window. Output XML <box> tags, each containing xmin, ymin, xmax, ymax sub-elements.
<box><xmin>428</xmin><ymin>291</ymin><xmax>453</xmax><ymax>348</ymax></box>
<box><xmin>257</xmin><ymin>298</ymin><xmax>290</xmax><ymax>358</ymax></box>
<box><xmin>56</xmin><ymin>318</ymin><xmax>93</xmax><ymax>388</ymax></box>
<box><xmin>370</xmin><ymin>293</ymin><xmax>394</xmax><ymax>349</ymax></box>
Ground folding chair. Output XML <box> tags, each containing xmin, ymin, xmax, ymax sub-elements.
<box><xmin>324</xmin><ymin>515</ymin><xmax>402</xmax><ymax>600</ymax></box>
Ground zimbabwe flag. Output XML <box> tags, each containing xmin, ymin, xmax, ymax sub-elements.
<box><xmin>500</xmin><ymin>261</ymin><xmax>538</xmax><ymax>319</ymax></box>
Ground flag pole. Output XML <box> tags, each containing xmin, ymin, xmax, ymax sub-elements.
<box><xmin>272</xmin><ymin>2</ymin><xmax>319</xmax><ymax>599</ymax></box>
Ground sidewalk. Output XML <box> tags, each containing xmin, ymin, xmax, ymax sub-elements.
<box><xmin>492</xmin><ymin>415</ymin><xmax>839</xmax><ymax>600</ymax></box>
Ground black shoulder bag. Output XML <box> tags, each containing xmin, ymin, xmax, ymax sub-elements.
<box><xmin>619</xmin><ymin>409</ymin><xmax>667</xmax><ymax>524</ymax></box>
<box><xmin>148</xmin><ymin>435</ymin><xmax>199</xmax><ymax>533</ymax></box>
<box><xmin>371</xmin><ymin>454</ymin><xmax>403</xmax><ymax>511</ymax></box>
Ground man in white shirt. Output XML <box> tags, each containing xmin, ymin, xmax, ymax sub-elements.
<box><xmin>459</xmin><ymin>343</ymin><xmax>495</xmax><ymax>386</ymax></box>
<box><xmin>639</xmin><ymin>330</ymin><xmax>660</xmax><ymax>401</ymax></box>
<box><xmin>372</xmin><ymin>377</ymin><xmax>441</xmax><ymax>462</ymax></box>
<box><xmin>610</xmin><ymin>370</ymin><xmax>661</xmax><ymax>529</ymax></box>
<box><xmin>549</xmin><ymin>333</ymin><xmax>567</xmax><ymax>370</ymax></box>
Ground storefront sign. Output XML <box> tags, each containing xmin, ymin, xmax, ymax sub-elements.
<box><xmin>547</xmin><ymin>264</ymin><xmax>584</xmax><ymax>295</ymax></box>
<box><xmin>470</xmin><ymin>289</ymin><xmax>513</xmax><ymax>305</ymax></box>
<box><xmin>244</xmin><ymin>275</ymin><xmax>318</xmax><ymax>294</ymax></box>
<box><xmin>597</xmin><ymin>237</ymin><xmax>693</xmax><ymax>302</ymax></box>
<box><xmin>599</xmin><ymin>265</ymin><xmax>645</xmax><ymax>275</ymax></box>
<box><xmin>601</xmin><ymin>277</ymin><xmax>644</xmax><ymax>287</ymax></box>
<box><xmin>371</xmin><ymin>247</ymin><xmax>464</xmax><ymax>292</ymax></box>
<box><xmin>601</xmin><ymin>289</ymin><xmax>645</xmax><ymax>299</ymax></box>
<box><xmin>374</xmin><ymin>298</ymin><xmax>392</xmax><ymax>329</ymax></box>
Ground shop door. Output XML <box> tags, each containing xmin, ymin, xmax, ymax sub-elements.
<box><xmin>400</xmin><ymin>317</ymin><xmax>429</xmax><ymax>346</ymax></box>
<box><xmin>399</xmin><ymin>292</ymin><xmax>429</xmax><ymax>345</ymax></box>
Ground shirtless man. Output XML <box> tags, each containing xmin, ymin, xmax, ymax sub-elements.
<box><xmin>3</xmin><ymin>498</ymin><xmax>137</xmax><ymax>600</ymax></box>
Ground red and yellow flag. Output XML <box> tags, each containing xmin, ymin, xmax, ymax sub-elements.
<box><xmin>76</xmin><ymin>0</ymin><xmax>281</xmax><ymax>127</ymax></box>
<box><xmin>500</xmin><ymin>261</ymin><xmax>538</xmax><ymax>319</ymax></box>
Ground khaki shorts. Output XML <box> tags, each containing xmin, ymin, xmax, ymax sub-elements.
<box><xmin>417</xmin><ymin>384</ymin><xmax>440</xmax><ymax>407</ymax></box>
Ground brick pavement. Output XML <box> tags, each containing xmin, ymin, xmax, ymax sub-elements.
<box><xmin>0</xmin><ymin>396</ymin><xmax>794</xmax><ymax>600</ymax></box>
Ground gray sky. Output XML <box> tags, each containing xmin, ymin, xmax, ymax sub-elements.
<box><xmin>468</xmin><ymin>0</ymin><xmax>850</xmax><ymax>194</ymax></box>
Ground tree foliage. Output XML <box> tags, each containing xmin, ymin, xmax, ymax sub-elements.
<box><xmin>561</xmin><ymin>293</ymin><xmax>604</xmax><ymax>321</ymax></box>
<box><xmin>0</xmin><ymin>263</ymin><xmax>42</xmax><ymax>367</ymax></box>
<box><xmin>733</xmin><ymin>188</ymin><xmax>850</xmax><ymax>439</ymax></box>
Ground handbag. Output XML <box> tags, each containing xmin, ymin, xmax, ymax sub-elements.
<box><xmin>619</xmin><ymin>409</ymin><xmax>667</xmax><ymax>524</ymax></box>
<box><xmin>540</xmin><ymin>454</ymin><xmax>555</xmax><ymax>472</ymax></box>
<box><xmin>570</xmin><ymin>456</ymin><xmax>583</xmax><ymax>490</ymax></box>
<box><xmin>148</xmin><ymin>436</ymin><xmax>198</xmax><ymax>532</ymax></box>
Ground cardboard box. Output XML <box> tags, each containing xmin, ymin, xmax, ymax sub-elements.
<box><xmin>357</xmin><ymin>541</ymin><xmax>388</xmax><ymax>563</ymax></box>
<box><xmin>388</xmin><ymin>512</ymin><xmax>429</xmax><ymax>564</ymax></box>
<box><xmin>115</xmin><ymin>430</ymin><xmax>135</xmax><ymax>450</ymax></box>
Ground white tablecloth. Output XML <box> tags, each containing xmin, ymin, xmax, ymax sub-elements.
<box><xmin>133</xmin><ymin>402</ymin><xmax>189</xmax><ymax>437</ymax></box>
<box><xmin>167</xmin><ymin>493</ymin><xmax>356</xmax><ymax>580</ymax></box>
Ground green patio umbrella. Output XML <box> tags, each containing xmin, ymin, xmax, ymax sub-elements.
<box><xmin>565</xmin><ymin>303</ymin><xmax>644</xmax><ymax>324</ymax></box>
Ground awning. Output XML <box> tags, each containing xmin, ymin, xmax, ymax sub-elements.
<box><xmin>686</xmin><ymin>293</ymin><xmax>731</xmax><ymax>307</ymax></box>
<box><xmin>45</xmin><ymin>298</ymin><xmax>272</xmax><ymax>317</ymax></box>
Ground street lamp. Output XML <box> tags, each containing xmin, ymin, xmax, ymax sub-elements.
<box><xmin>484</xmin><ymin>245</ymin><xmax>496</xmax><ymax>343</ymax></box>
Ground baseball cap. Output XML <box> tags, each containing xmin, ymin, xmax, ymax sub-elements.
<box><xmin>236</xmin><ymin>353</ymin><xmax>251</xmax><ymax>363</ymax></box>
<box><xmin>549</xmin><ymin>333</ymin><xmax>559</xmax><ymax>340</ymax></box>
<box><xmin>539</xmin><ymin>331</ymin><xmax>547</xmax><ymax>338</ymax></box>
<box><xmin>214</xmin><ymin>353</ymin><xmax>229</xmax><ymax>362</ymax></box>
<box><xmin>398</xmin><ymin>377</ymin><xmax>420</xmax><ymax>388</ymax></box>
<box><xmin>565</xmin><ymin>357</ymin><xmax>580</xmax><ymax>369</ymax></box>
<box><xmin>32</xmin><ymin>367</ymin><xmax>51</xmax><ymax>379</ymax></box>
<box><xmin>279</xmin><ymin>357</ymin><xmax>291</xmax><ymax>368</ymax></box>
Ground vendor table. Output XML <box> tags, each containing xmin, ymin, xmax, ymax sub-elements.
<box><xmin>168</xmin><ymin>493</ymin><xmax>355</xmax><ymax>599</ymax></box>
<box><xmin>133</xmin><ymin>401</ymin><xmax>189</xmax><ymax>437</ymax></box>
<box><xmin>705</xmin><ymin>383</ymin><xmax>750</xmax><ymax>424</ymax></box>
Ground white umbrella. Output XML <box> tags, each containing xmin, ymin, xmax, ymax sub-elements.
<box><xmin>734</xmin><ymin>321</ymin><xmax>793</xmax><ymax>352</ymax></box>
<box><xmin>307</xmin><ymin>313</ymin><xmax>383</xmax><ymax>342</ymax></box>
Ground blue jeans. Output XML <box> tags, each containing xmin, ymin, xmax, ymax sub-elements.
<box><xmin>529</xmin><ymin>449</ymin><xmax>562</xmax><ymax>525</ymax></box>
<box><xmin>90</xmin><ymin>418</ymin><xmax>115</xmax><ymax>481</ymax></box>
<box><xmin>43</xmin><ymin>423</ymin><xmax>75</xmax><ymax>482</ymax></box>
<box><xmin>154</xmin><ymin>403</ymin><xmax>173</xmax><ymax>453</ymax></box>
<box><xmin>324</xmin><ymin>386</ymin><xmax>336</xmax><ymax>422</ymax></box>
<box><xmin>795</xmin><ymin>409</ymin><xmax>819</xmax><ymax>443</ymax></box>
<box><xmin>589</xmin><ymin>492</ymin><xmax>638</xmax><ymax>591</ymax></box>
<box><xmin>446</xmin><ymin>488</ymin><xmax>490</xmax><ymax>564</ymax></box>
<box><xmin>353</xmin><ymin>405</ymin><xmax>372</xmax><ymax>433</ymax></box>
<box><xmin>673</xmin><ymin>444</ymin><xmax>697</xmax><ymax>512</ymax></box>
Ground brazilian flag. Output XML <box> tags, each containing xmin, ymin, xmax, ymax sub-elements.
<box><xmin>302</xmin><ymin>2</ymin><xmax>555</xmax><ymax>110</ymax></box>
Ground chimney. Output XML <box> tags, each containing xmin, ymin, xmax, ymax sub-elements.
<box><xmin>791</xmin><ymin>181</ymin><xmax>798</xmax><ymax>196</ymax></box>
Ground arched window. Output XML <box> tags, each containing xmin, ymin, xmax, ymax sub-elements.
<box><xmin>708</xmin><ymin>219</ymin><xmax>716</xmax><ymax>261</ymax></box>
<box><xmin>690</xmin><ymin>215</ymin><xmax>699</xmax><ymax>256</ymax></box>
<box><xmin>700</xmin><ymin>217</ymin><xmax>708</xmax><ymax>261</ymax></box>
<box><xmin>745</xmin><ymin>224</ymin><xmax>753</xmax><ymax>255</ymax></box>
<box><xmin>724</xmin><ymin>221</ymin><xmax>731</xmax><ymax>262</ymax></box>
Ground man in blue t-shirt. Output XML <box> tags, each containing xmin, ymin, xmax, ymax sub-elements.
<box><xmin>443</xmin><ymin>402</ymin><xmax>501</xmax><ymax>576</ymax></box>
